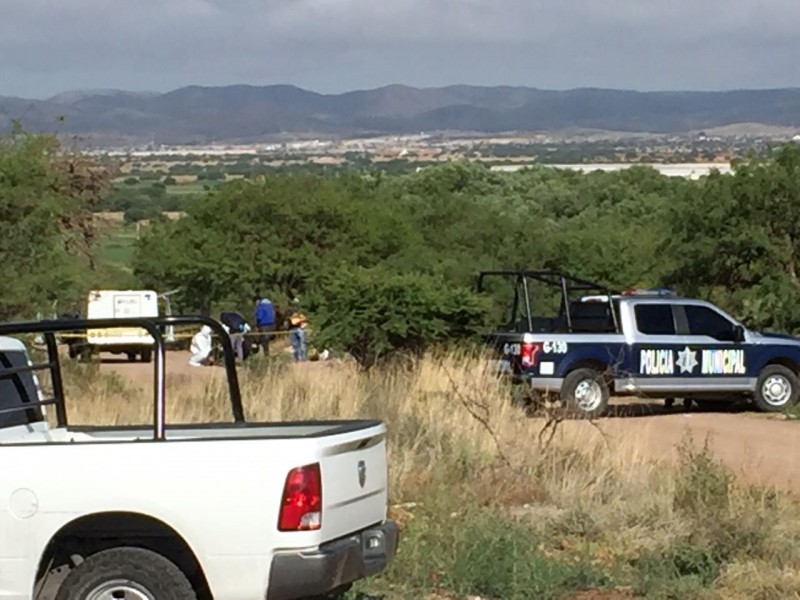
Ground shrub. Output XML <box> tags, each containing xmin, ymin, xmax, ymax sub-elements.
<box><xmin>123</xmin><ymin>205</ymin><xmax>163</xmax><ymax>224</ymax></box>
<box><xmin>673</xmin><ymin>435</ymin><xmax>732</xmax><ymax>517</ymax></box>
<box><xmin>670</xmin><ymin>434</ymin><xmax>772</xmax><ymax>578</ymax></box>
<box><xmin>634</xmin><ymin>539</ymin><xmax>719</xmax><ymax>598</ymax></box>
<box><xmin>309</xmin><ymin>267</ymin><xmax>491</xmax><ymax>368</ymax></box>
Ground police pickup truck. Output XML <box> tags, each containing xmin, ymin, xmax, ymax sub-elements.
<box><xmin>480</xmin><ymin>270</ymin><xmax>800</xmax><ymax>418</ymax></box>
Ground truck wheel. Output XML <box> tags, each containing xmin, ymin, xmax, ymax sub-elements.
<box><xmin>754</xmin><ymin>365</ymin><xmax>799</xmax><ymax>412</ymax></box>
<box><xmin>561</xmin><ymin>368</ymin><xmax>610</xmax><ymax>418</ymax></box>
<box><xmin>141</xmin><ymin>349</ymin><xmax>153</xmax><ymax>363</ymax></box>
<box><xmin>55</xmin><ymin>547</ymin><xmax>196</xmax><ymax>600</ymax></box>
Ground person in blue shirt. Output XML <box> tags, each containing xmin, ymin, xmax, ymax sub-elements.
<box><xmin>289</xmin><ymin>313</ymin><xmax>308</xmax><ymax>362</ymax></box>
<box><xmin>254</xmin><ymin>293</ymin><xmax>276</xmax><ymax>357</ymax></box>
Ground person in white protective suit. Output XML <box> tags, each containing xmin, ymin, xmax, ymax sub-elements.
<box><xmin>188</xmin><ymin>325</ymin><xmax>214</xmax><ymax>367</ymax></box>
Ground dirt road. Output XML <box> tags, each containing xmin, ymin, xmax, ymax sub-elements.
<box><xmin>590</xmin><ymin>409</ymin><xmax>800</xmax><ymax>492</ymax></box>
<box><xmin>97</xmin><ymin>355</ymin><xmax>225</xmax><ymax>386</ymax></box>
<box><xmin>98</xmin><ymin>355</ymin><xmax>800</xmax><ymax>493</ymax></box>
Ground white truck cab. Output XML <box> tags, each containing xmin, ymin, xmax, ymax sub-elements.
<box><xmin>85</xmin><ymin>290</ymin><xmax>159</xmax><ymax>362</ymax></box>
<box><xmin>0</xmin><ymin>316</ymin><xmax>398</xmax><ymax>600</ymax></box>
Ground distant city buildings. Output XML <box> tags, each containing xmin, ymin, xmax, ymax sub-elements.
<box><xmin>490</xmin><ymin>163</ymin><xmax>734</xmax><ymax>179</ymax></box>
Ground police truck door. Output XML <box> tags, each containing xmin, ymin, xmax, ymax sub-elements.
<box><xmin>672</xmin><ymin>302</ymin><xmax>750</xmax><ymax>391</ymax></box>
<box><xmin>630</xmin><ymin>302</ymin><xmax>684</xmax><ymax>394</ymax></box>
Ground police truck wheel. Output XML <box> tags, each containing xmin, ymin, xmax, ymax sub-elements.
<box><xmin>561</xmin><ymin>368</ymin><xmax>610</xmax><ymax>418</ymax></box>
<box><xmin>55</xmin><ymin>547</ymin><xmax>196</xmax><ymax>600</ymax></box>
<box><xmin>754</xmin><ymin>365</ymin><xmax>799</xmax><ymax>412</ymax></box>
<box><xmin>141</xmin><ymin>349</ymin><xmax>153</xmax><ymax>363</ymax></box>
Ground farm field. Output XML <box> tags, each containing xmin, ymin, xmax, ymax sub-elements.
<box><xmin>98</xmin><ymin>222</ymin><xmax>138</xmax><ymax>266</ymax></box>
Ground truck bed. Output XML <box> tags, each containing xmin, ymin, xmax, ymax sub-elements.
<box><xmin>0</xmin><ymin>419</ymin><xmax>383</xmax><ymax>445</ymax></box>
<box><xmin>0</xmin><ymin>418</ymin><xmax>392</xmax><ymax>598</ymax></box>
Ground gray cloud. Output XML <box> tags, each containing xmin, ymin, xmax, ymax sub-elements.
<box><xmin>1</xmin><ymin>0</ymin><xmax>799</xmax><ymax>98</ymax></box>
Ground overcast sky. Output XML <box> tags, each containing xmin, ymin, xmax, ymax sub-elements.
<box><xmin>2</xmin><ymin>0</ymin><xmax>799</xmax><ymax>98</ymax></box>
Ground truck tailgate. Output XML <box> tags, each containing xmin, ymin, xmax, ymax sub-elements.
<box><xmin>317</xmin><ymin>424</ymin><xmax>388</xmax><ymax>542</ymax></box>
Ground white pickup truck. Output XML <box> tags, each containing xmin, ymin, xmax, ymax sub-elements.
<box><xmin>0</xmin><ymin>316</ymin><xmax>398</xmax><ymax>600</ymax></box>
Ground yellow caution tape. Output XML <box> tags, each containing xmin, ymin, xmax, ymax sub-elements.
<box><xmin>57</xmin><ymin>330</ymin><xmax>294</xmax><ymax>340</ymax></box>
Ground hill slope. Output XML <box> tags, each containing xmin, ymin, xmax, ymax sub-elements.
<box><xmin>2</xmin><ymin>84</ymin><xmax>799</xmax><ymax>144</ymax></box>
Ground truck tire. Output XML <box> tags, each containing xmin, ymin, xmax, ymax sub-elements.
<box><xmin>753</xmin><ymin>365</ymin><xmax>799</xmax><ymax>412</ymax></box>
<box><xmin>55</xmin><ymin>547</ymin><xmax>196</xmax><ymax>600</ymax></box>
<box><xmin>561</xmin><ymin>368</ymin><xmax>610</xmax><ymax>418</ymax></box>
<box><xmin>141</xmin><ymin>349</ymin><xmax>153</xmax><ymax>363</ymax></box>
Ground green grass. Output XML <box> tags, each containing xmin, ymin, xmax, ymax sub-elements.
<box><xmin>99</xmin><ymin>224</ymin><xmax>138</xmax><ymax>267</ymax></box>
<box><xmin>114</xmin><ymin>179</ymin><xmax>221</xmax><ymax>196</ymax></box>
<box><xmin>165</xmin><ymin>182</ymin><xmax>217</xmax><ymax>195</ymax></box>
<box><xmin>350</xmin><ymin>485</ymin><xmax>615</xmax><ymax>600</ymax></box>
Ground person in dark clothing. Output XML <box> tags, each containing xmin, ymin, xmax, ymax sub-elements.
<box><xmin>254</xmin><ymin>294</ymin><xmax>276</xmax><ymax>357</ymax></box>
<box><xmin>220</xmin><ymin>311</ymin><xmax>251</xmax><ymax>361</ymax></box>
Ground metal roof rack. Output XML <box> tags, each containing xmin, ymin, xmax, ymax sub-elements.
<box><xmin>477</xmin><ymin>269</ymin><xmax>620</xmax><ymax>333</ymax></box>
<box><xmin>0</xmin><ymin>316</ymin><xmax>243</xmax><ymax>441</ymax></box>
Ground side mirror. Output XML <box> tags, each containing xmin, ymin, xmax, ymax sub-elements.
<box><xmin>733</xmin><ymin>324</ymin><xmax>745</xmax><ymax>343</ymax></box>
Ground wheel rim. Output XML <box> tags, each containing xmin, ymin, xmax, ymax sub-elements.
<box><xmin>762</xmin><ymin>375</ymin><xmax>792</xmax><ymax>407</ymax></box>
<box><xmin>86</xmin><ymin>581</ymin><xmax>155</xmax><ymax>600</ymax></box>
<box><xmin>574</xmin><ymin>379</ymin><xmax>603</xmax><ymax>412</ymax></box>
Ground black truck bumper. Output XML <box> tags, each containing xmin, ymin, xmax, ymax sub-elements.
<box><xmin>266</xmin><ymin>520</ymin><xmax>399</xmax><ymax>600</ymax></box>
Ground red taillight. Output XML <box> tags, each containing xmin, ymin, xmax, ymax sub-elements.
<box><xmin>521</xmin><ymin>342</ymin><xmax>536</xmax><ymax>367</ymax></box>
<box><xmin>278</xmin><ymin>463</ymin><xmax>322</xmax><ymax>531</ymax></box>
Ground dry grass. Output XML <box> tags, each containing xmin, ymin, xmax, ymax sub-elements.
<box><xmin>60</xmin><ymin>354</ymin><xmax>653</xmax><ymax>499</ymax></box>
<box><xmin>57</xmin><ymin>353</ymin><xmax>800</xmax><ymax>599</ymax></box>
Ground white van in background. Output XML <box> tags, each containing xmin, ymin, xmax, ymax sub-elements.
<box><xmin>85</xmin><ymin>289</ymin><xmax>159</xmax><ymax>362</ymax></box>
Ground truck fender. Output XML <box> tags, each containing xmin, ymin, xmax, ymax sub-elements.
<box><xmin>34</xmin><ymin>511</ymin><xmax>211</xmax><ymax>598</ymax></box>
<box><xmin>556</xmin><ymin>348</ymin><xmax>615</xmax><ymax>379</ymax></box>
<box><xmin>752</xmin><ymin>353</ymin><xmax>800</xmax><ymax>376</ymax></box>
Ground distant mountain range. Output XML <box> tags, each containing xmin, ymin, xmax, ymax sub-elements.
<box><xmin>1</xmin><ymin>84</ymin><xmax>800</xmax><ymax>146</ymax></box>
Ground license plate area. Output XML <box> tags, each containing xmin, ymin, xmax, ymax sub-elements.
<box><xmin>361</xmin><ymin>528</ymin><xmax>387</xmax><ymax>559</ymax></box>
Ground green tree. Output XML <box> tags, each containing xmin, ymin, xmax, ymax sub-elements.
<box><xmin>0</xmin><ymin>131</ymin><xmax>115</xmax><ymax>319</ymax></box>
<box><xmin>666</xmin><ymin>143</ymin><xmax>800</xmax><ymax>331</ymax></box>
<box><xmin>309</xmin><ymin>267</ymin><xmax>491</xmax><ymax>367</ymax></box>
<box><xmin>132</xmin><ymin>173</ymin><xmax>420</xmax><ymax>313</ymax></box>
